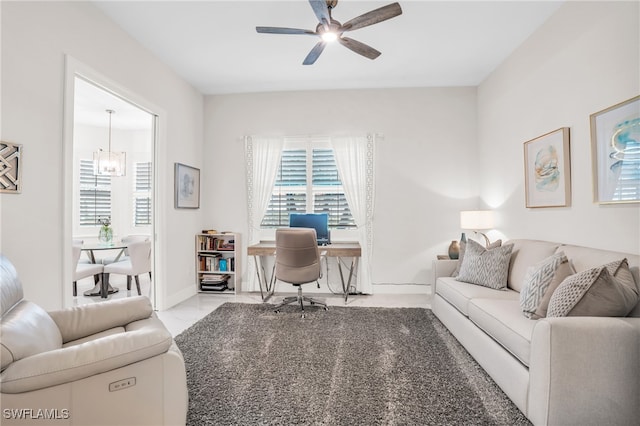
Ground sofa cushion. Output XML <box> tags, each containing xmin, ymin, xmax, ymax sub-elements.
<box><xmin>436</xmin><ymin>277</ymin><xmax>519</xmax><ymax>316</ymax></box>
<box><xmin>547</xmin><ymin>259</ymin><xmax>639</xmax><ymax>317</ymax></box>
<box><xmin>468</xmin><ymin>298</ymin><xmax>537</xmax><ymax>366</ymax></box>
<box><xmin>456</xmin><ymin>240</ymin><xmax>514</xmax><ymax>290</ymax></box>
<box><xmin>519</xmin><ymin>252</ymin><xmax>572</xmax><ymax>318</ymax></box>
<box><xmin>507</xmin><ymin>240</ymin><xmax>561</xmax><ymax>292</ymax></box>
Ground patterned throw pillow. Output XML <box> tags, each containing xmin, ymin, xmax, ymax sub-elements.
<box><xmin>547</xmin><ymin>259</ymin><xmax>639</xmax><ymax>317</ymax></box>
<box><xmin>451</xmin><ymin>239</ymin><xmax>502</xmax><ymax>278</ymax></box>
<box><xmin>532</xmin><ymin>260</ymin><xmax>575</xmax><ymax>319</ymax></box>
<box><xmin>455</xmin><ymin>240</ymin><xmax>514</xmax><ymax>290</ymax></box>
<box><xmin>519</xmin><ymin>252</ymin><xmax>571</xmax><ymax>318</ymax></box>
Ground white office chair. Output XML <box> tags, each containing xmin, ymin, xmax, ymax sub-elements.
<box><xmin>273</xmin><ymin>228</ymin><xmax>328</xmax><ymax>318</ymax></box>
<box><xmin>103</xmin><ymin>240</ymin><xmax>152</xmax><ymax>296</ymax></box>
<box><xmin>72</xmin><ymin>243</ymin><xmax>103</xmax><ymax>297</ymax></box>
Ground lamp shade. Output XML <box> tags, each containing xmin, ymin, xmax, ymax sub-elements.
<box><xmin>460</xmin><ymin>210</ymin><xmax>494</xmax><ymax>230</ymax></box>
<box><xmin>94</xmin><ymin>150</ymin><xmax>126</xmax><ymax>176</ymax></box>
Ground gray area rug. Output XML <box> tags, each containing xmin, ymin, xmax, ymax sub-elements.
<box><xmin>175</xmin><ymin>302</ymin><xmax>530</xmax><ymax>425</ymax></box>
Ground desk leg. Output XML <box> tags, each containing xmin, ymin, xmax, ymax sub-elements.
<box><xmin>254</xmin><ymin>256</ymin><xmax>265</xmax><ymax>301</ymax></box>
<box><xmin>337</xmin><ymin>257</ymin><xmax>358</xmax><ymax>303</ymax></box>
<box><xmin>254</xmin><ymin>255</ymin><xmax>275</xmax><ymax>303</ymax></box>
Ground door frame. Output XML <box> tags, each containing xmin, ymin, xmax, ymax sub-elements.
<box><xmin>62</xmin><ymin>55</ymin><xmax>167</xmax><ymax>309</ymax></box>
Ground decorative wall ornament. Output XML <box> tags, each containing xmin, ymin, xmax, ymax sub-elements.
<box><xmin>0</xmin><ymin>141</ymin><xmax>23</xmax><ymax>193</ymax></box>
<box><xmin>523</xmin><ymin>127</ymin><xmax>571</xmax><ymax>208</ymax></box>
<box><xmin>174</xmin><ymin>163</ymin><xmax>200</xmax><ymax>209</ymax></box>
<box><xmin>590</xmin><ymin>95</ymin><xmax>640</xmax><ymax>204</ymax></box>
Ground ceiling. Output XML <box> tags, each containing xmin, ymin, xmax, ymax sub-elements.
<box><xmin>93</xmin><ymin>0</ymin><xmax>564</xmax><ymax>95</ymax></box>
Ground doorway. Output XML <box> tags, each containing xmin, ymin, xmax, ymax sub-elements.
<box><xmin>63</xmin><ymin>58</ymin><xmax>161</xmax><ymax>309</ymax></box>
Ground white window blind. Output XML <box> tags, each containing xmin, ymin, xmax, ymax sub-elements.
<box><xmin>261</xmin><ymin>146</ymin><xmax>355</xmax><ymax>228</ymax></box>
<box><xmin>79</xmin><ymin>159</ymin><xmax>111</xmax><ymax>226</ymax></box>
<box><xmin>134</xmin><ymin>162</ymin><xmax>152</xmax><ymax>226</ymax></box>
<box><xmin>611</xmin><ymin>138</ymin><xmax>640</xmax><ymax>201</ymax></box>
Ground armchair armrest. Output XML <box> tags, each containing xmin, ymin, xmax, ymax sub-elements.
<box><xmin>0</xmin><ymin>318</ymin><xmax>172</xmax><ymax>394</ymax></box>
<box><xmin>529</xmin><ymin>317</ymin><xmax>640</xmax><ymax>426</ymax></box>
<box><xmin>48</xmin><ymin>296</ymin><xmax>153</xmax><ymax>343</ymax></box>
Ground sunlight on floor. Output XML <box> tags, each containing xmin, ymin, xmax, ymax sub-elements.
<box><xmin>72</xmin><ymin>274</ymin><xmax>432</xmax><ymax>337</ymax></box>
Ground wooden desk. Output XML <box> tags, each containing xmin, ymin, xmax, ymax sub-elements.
<box><xmin>247</xmin><ymin>241</ymin><xmax>361</xmax><ymax>303</ymax></box>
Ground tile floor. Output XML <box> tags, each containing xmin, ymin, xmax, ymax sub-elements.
<box><xmin>73</xmin><ymin>274</ymin><xmax>432</xmax><ymax>337</ymax></box>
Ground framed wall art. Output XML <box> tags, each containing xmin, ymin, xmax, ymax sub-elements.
<box><xmin>590</xmin><ymin>95</ymin><xmax>640</xmax><ymax>204</ymax></box>
<box><xmin>0</xmin><ymin>141</ymin><xmax>23</xmax><ymax>194</ymax></box>
<box><xmin>523</xmin><ymin>127</ymin><xmax>571</xmax><ymax>208</ymax></box>
<box><xmin>174</xmin><ymin>162</ymin><xmax>200</xmax><ymax>209</ymax></box>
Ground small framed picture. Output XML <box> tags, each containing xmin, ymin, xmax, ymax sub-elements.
<box><xmin>523</xmin><ymin>127</ymin><xmax>571</xmax><ymax>208</ymax></box>
<box><xmin>0</xmin><ymin>141</ymin><xmax>23</xmax><ymax>193</ymax></box>
<box><xmin>174</xmin><ymin>162</ymin><xmax>200</xmax><ymax>209</ymax></box>
<box><xmin>590</xmin><ymin>95</ymin><xmax>640</xmax><ymax>204</ymax></box>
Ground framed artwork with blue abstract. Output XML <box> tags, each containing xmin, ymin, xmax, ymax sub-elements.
<box><xmin>523</xmin><ymin>127</ymin><xmax>571</xmax><ymax>208</ymax></box>
<box><xmin>590</xmin><ymin>95</ymin><xmax>640</xmax><ymax>204</ymax></box>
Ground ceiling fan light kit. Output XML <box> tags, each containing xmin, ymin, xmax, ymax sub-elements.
<box><xmin>256</xmin><ymin>0</ymin><xmax>402</xmax><ymax>65</ymax></box>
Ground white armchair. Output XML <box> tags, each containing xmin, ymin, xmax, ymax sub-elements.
<box><xmin>0</xmin><ymin>255</ymin><xmax>187</xmax><ymax>425</ymax></box>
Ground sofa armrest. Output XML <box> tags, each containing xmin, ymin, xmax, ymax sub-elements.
<box><xmin>0</xmin><ymin>321</ymin><xmax>173</xmax><ymax>394</ymax></box>
<box><xmin>529</xmin><ymin>317</ymin><xmax>640</xmax><ymax>426</ymax></box>
<box><xmin>48</xmin><ymin>296</ymin><xmax>153</xmax><ymax>343</ymax></box>
<box><xmin>433</xmin><ymin>259</ymin><xmax>458</xmax><ymax>280</ymax></box>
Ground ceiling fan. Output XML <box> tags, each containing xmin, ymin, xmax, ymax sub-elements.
<box><xmin>256</xmin><ymin>0</ymin><xmax>403</xmax><ymax>65</ymax></box>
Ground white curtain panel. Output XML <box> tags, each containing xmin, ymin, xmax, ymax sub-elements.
<box><xmin>244</xmin><ymin>136</ymin><xmax>283</xmax><ymax>291</ymax></box>
<box><xmin>331</xmin><ymin>134</ymin><xmax>376</xmax><ymax>294</ymax></box>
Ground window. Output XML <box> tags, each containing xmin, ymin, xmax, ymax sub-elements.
<box><xmin>133</xmin><ymin>162</ymin><xmax>152</xmax><ymax>226</ymax></box>
<box><xmin>79</xmin><ymin>159</ymin><xmax>111</xmax><ymax>226</ymax></box>
<box><xmin>261</xmin><ymin>144</ymin><xmax>355</xmax><ymax>228</ymax></box>
<box><xmin>611</xmin><ymin>138</ymin><xmax>640</xmax><ymax>201</ymax></box>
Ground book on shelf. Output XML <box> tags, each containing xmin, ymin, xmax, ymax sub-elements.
<box><xmin>197</xmin><ymin>234</ymin><xmax>235</xmax><ymax>251</ymax></box>
<box><xmin>199</xmin><ymin>254</ymin><xmax>234</xmax><ymax>272</ymax></box>
<box><xmin>200</xmin><ymin>273</ymin><xmax>230</xmax><ymax>291</ymax></box>
<box><xmin>201</xmin><ymin>274</ymin><xmax>231</xmax><ymax>284</ymax></box>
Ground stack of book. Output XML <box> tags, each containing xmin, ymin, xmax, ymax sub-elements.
<box><xmin>200</xmin><ymin>274</ymin><xmax>230</xmax><ymax>291</ymax></box>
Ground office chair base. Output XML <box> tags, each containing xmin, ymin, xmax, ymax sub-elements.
<box><xmin>274</xmin><ymin>287</ymin><xmax>328</xmax><ymax>318</ymax></box>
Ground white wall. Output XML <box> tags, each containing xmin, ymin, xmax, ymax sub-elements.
<box><xmin>1</xmin><ymin>1</ymin><xmax>204</xmax><ymax>310</ymax></box>
<box><xmin>478</xmin><ymin>1</ymin><xmax>640</xmax><ymax>254</ymax></box>
<box><xmin>203</xmin><ymin>88</ymin><xmax>478</xmax><ymax>288</ymax></box>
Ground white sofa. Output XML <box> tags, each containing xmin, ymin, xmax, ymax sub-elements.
<box><xmin>432</xmin><ymin>239</ymin><xmax>640</xmax><ymax>426</ymax></box>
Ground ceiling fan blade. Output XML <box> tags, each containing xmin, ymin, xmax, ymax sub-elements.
<box><xmin>256</xmin><ymin>26</ymin><xmax>316</xmax><ymax>35</ymax></box>
<box><xmin>338</xmin><ymin>37</ymin><xmax>381</xmax><ymax>60</ymax></box>
<box><xmin>342</xmin><ymin>2</ymin><xmax>402</xmax><ymax>32</ymax></box>
<box><xmin>308</xmin><ymin>0</ymin><xmax>331</xmax><ymax>27</ymax></box>
<box><xmin>303</xmin><ymin>41</ymin><xmax>327</xmax><ymax>65</ymax></box>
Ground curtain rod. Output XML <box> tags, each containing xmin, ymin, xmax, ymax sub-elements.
<box><xmin>243</xmin><ymin>133</ymin><xmax>384</xmax><ymax>142</ymax></box>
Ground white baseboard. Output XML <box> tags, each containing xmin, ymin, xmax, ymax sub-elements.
<box><xmin>372</xmin><ymin>283</ymin><xmax>431</xmax><ymax>295</ymax></box>
<box><xmin>160</xmin><ymin>286</ymin><xmax>197</xmax><ymax>311</ymax></box>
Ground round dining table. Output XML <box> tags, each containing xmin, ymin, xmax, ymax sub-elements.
<box><xmin>81</xmin><ymin>242</ymin><xmax>127</xmax><ymax>297</ymax></box>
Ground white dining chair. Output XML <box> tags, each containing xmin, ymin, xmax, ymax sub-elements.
<box><xmin>72</xmin><ymin>243</ymin><xmax>103</xmax><ymax>297</ymax></box>
<box><xmin>101</xmin><ymin>235</ymin><xmax>150</xmax><ymax>265</ymax></box>
<box><xmin>103</xmin><ymin>240</ymin><xmax>152</xmax><ymax>296</ymax></box>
